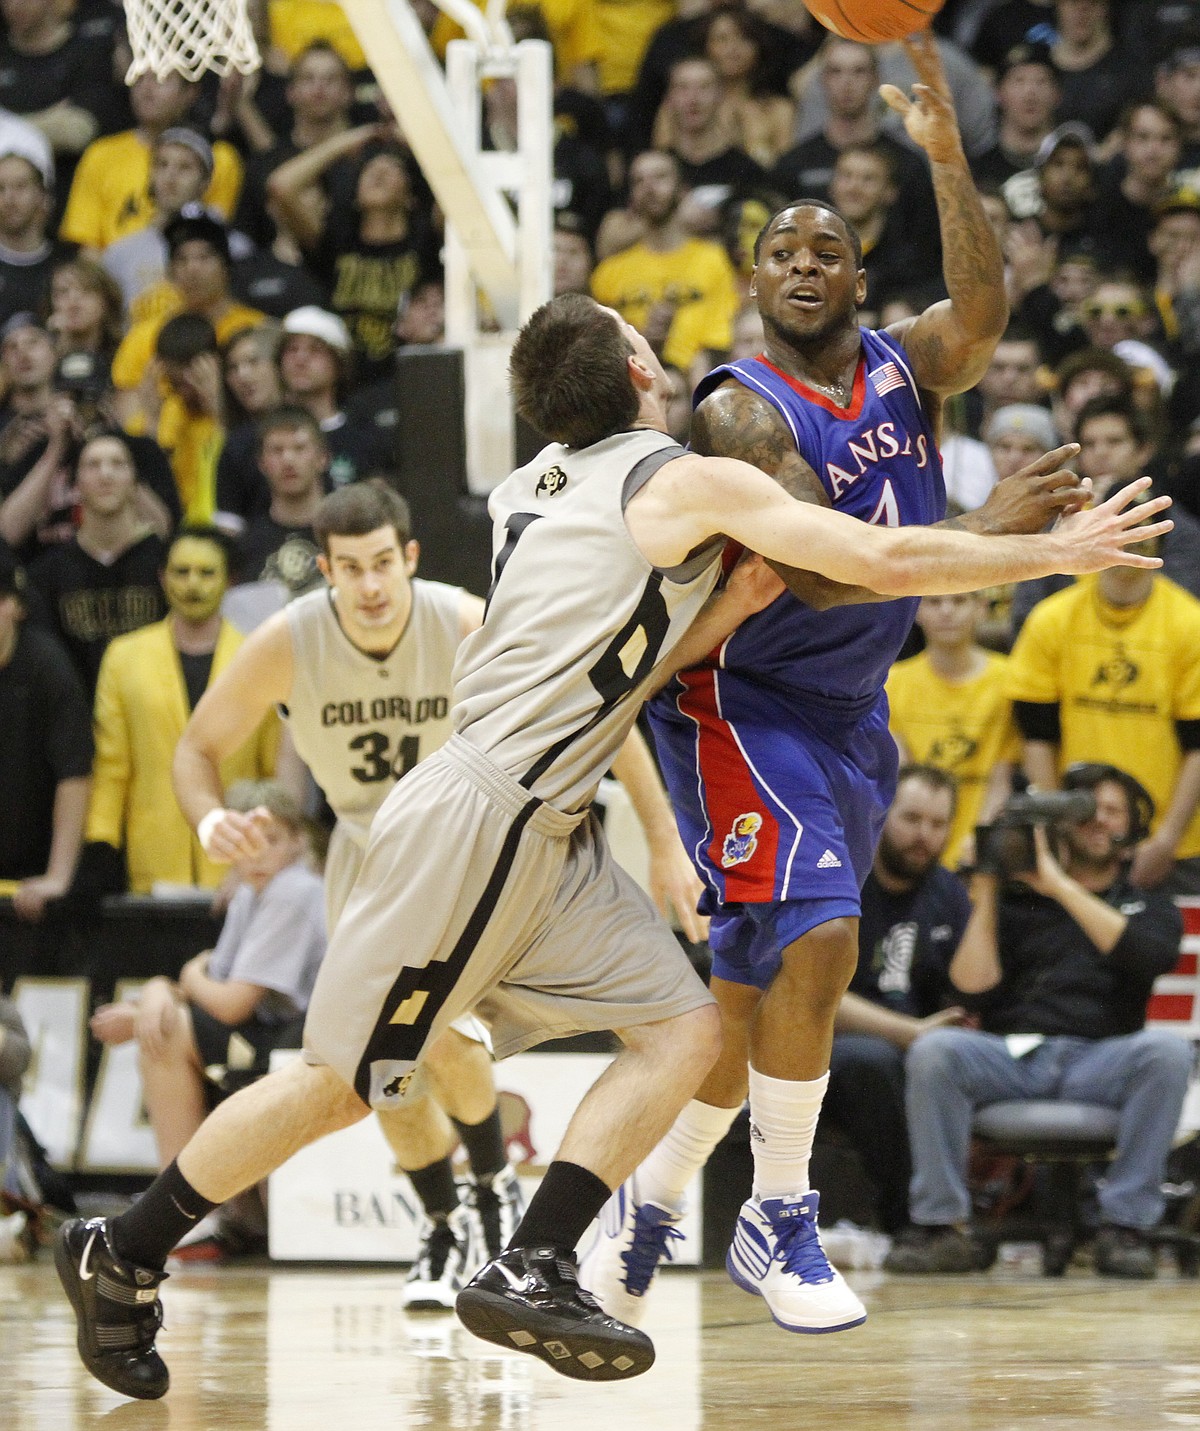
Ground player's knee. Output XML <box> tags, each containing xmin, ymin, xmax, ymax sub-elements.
<box><xmin>680</xmin><ymin>1001</ymin><xmax>723</xmax><ymax>1075</ymax></box>
<box><xmin>778</xmin><ymin>918</ymin><xmax>858</xmax><ymax>1005</ymax></box>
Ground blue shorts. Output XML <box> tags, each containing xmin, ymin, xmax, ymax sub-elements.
<box><xmin>648</xmin><ymin>672</ymin><xmax>897</xmax><ymax>990</ymax></box>
<box><xmin>708</xmin><ymin>896</ymin><xmax>862</xmax><ymax>989</ymax></box>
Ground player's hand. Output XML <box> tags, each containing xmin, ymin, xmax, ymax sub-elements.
<box><xmin>879</xmin><ymin>33</ymin><xmax>964</xmax><ymax>165</ymax></box>
<box><xmin>975</xmin><ymin>444</ymin><xmax>1087</xmax><ymax>535</ymax></box>
<box><xmin>1129</xmin><ymin>833</ymin><xmax>1176</xmax><ymax>890</ymax></box>
<box><xmin>1052</xmin><ymin>476</ymin><xmax>1172</xmax><ymax>574</ymax></box>
<box><xmin>200</xmin><ymin>806</ymin><xmax>273</xmax><ymax>863</ymax></box>
<box><xmin>647</xmin><ymin>827</ymin><xmax>709</xmax><ymax>944</ymax></box>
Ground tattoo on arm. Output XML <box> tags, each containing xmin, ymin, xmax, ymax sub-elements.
<box><xmin>692</xmin><ymin>384</ymin><xmax>889</xmax><ymax>609</ymax></box>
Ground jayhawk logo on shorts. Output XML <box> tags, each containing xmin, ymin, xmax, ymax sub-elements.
<box><xmin>721</xmin><ymin>812</ymin><xmax>763</xmax><ymax>868</ymax></box>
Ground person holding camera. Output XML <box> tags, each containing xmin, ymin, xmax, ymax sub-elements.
<box><xmin>885</xmin><ymin>762</ymin><xmax>1192</xmax><ymax>1278</ymax></box>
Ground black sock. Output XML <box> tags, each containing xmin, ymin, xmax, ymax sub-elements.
<box><xmin>110</xmin><ymin>1161</ymin><xmax>218</xmax><ymax>1270</ymax></box>
<box><xmin>407</xmin><ymin>1155</ymin><xmax>460</xmax><ymax>1219</ymax></box>
<box><xmin>508</xmin><ymin>1161</ymin><xmax>611</xmax><ymax>1252</ymax></box>
<box><xmin>452</xmin><ymin>1107</ymin><xmax>507</xmax><ymax>1183</ymax></box>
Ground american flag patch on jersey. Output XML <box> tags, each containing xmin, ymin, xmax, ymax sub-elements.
<box><xmin>869</xmin><ymin>361</ymin><xmax>906</xmax><ymax>396</ymax></box>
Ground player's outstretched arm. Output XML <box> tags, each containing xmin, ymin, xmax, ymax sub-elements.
<box><xmin>880</xmin><ymin>34</ymin><xmax>1008</xmax><ymax>396</ymax></box>
<box><xmin>691</xmin><ymin>381</ymin><xmax>891</xmax><ymax>608</ymax></box>
<box><xmin>627</xmin><ymin>456</ymin><xmax>1171</xmax><ymax>596</ymax></box>
<box><xmin>172</xmin><ymin>613</ymin><xmax>295</xmax><ymax>863</ymax></box>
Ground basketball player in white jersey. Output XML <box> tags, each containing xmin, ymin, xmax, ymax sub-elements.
<box><xmin>171</xmin><ymin>479</ymin><xmax>723</xmax><ymax>1307</ymax></box>
<box><xmin>56</xmin><ymin>293</ymin><xmax>1169</xmax><ymax>1399</ymax></box>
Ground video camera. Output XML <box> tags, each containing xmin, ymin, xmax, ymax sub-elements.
<box><xmin>974</xmin><ymin>789</ymin><xmax>1097</xmax><ymax>878</ymax></box>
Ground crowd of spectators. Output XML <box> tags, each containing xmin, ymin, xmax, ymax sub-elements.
<box><xmin>1</xmin><ymin>0</ymin><xmax>1199</xmax><ymax>1257</ymax></box>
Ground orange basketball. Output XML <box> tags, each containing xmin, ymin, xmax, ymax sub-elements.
<box><xmin>805</xmin><ymin>0</ymin><xmax>943</xmax><ymax>43</ymax></box>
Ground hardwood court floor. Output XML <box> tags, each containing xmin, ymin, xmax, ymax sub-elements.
<box><xmin>3</xmin><ymin>1260</ymin><xmax>1199</xmax><ymax>1431</ymax></box>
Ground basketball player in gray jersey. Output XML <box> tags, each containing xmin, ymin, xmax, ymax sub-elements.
<box><xmin>56</xmin><ymin>293</ymin><xmax>1170</xmax><ymax>1399</ymax></box>
<box><xmin>171</xmin><ymin>480</ymin><xmax>719</xmax><ymax>1307</ymax></box>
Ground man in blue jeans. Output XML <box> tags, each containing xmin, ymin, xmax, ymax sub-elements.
<box><xmin>886</xmin><ymin>762</ymin><xmax>1192</xmax><ymax>1278</ymax></box>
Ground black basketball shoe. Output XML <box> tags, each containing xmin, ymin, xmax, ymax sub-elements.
<box><xmin>456</xmin><ymin>1245</ymin><xmax>655</xmax><ymax>1381</ymax></box>
<box><xmin>55</xmin><ymin>1217</ymin><xmax>169</xmax><ymax>1400</ymax></box>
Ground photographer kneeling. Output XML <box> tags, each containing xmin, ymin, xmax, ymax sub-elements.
<box><xmin>885</xmin><ymin>764</ymin><xmax>1192</xmax><ymax>1278</ymax></box>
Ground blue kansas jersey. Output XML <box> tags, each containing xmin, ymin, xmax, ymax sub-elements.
<box><xmin>649</xmin><ymin>328</ymin><xmax>946</xmax><ymax>957</ymax></box>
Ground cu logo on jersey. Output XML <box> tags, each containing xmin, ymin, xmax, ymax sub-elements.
<box><xmin>535</xmin><ymin>465</ymin><xmax>568</xmax><ymax>496</ymax></box>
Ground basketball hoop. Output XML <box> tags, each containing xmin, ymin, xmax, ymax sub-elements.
<box><xmin>124</xmin><ymin>0</ymin><xmax>260</xmax><ymax>83</ymax></box>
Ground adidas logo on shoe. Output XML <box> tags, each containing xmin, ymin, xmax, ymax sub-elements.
<box><xmin>816</xmin><ymin>850</ymin><xmax>843</xmax><ymax>869</ymax></box>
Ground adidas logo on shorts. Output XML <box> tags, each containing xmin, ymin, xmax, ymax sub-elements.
<box><xmin>816</xmin><ymin>849</ymin><xmax>843</xmax><ymax>869</ymax></box>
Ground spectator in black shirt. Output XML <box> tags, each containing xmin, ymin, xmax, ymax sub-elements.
<box><xmin>0</xmin><ymin>151</ymin><xmax>69</xmax><ymax>328</ymax></box>
<box><xmin>28</xmin><ymin>431</ymin><xmax>167</xmax><ymax>690</ymax></box>
<box><xmin>823</xmin><ymin>766</ymin><xmax>972</xmax><ymax>1234</ymax></box>
<box><xmin>1050</xmin><ymin>0</ymin><xmax>1137</xmax><ymax>143</ymax></box>
<box><xmin>771</xmin><ymin>40</ymin><xmax>940</xmax><ymax>263</ymax></box>
<box><xmin>970</xmin><ymin>43</ymin><xmax>1060</xmax><ymax>188</ymax></box>
<box><xmin>214</xmin><ymin>325</ymin><xmax>283</xmax><ymax>526</ymax></box>
<box><xmin>1155</xmin><ymin>35</ymin><xmax>1200</xmax><ymax>176</ymax></box>
<box><xmin>1094</xmin><ymin>103</ymin><xmax>1183</xmax><ymax>285</ymax></box>
<box><xmin>233</xmin><ymin>407</ymin><xmax>325</xmax><ymax>597</ymax></box>
<box><xmin>0</xmin><ymin>541</ymin><xmax>92</xmax><ymax>918</ymax></box>
<box><xmin>828</xmin><ymin>143</ymin><xmax>939</xmax><ymax>318</ymax></box>
<box><xmin>886</xmin><ymin>764</ymin><xmax>1191</xmax><ymax>1279</ymax></box>
<box><xmin>0</xmin><ymin>0</ymin><xmax>115</xmax><ymax>184</ymax></box>
<box><xmin>969</xmin><ymin>0</ymin><xmax>1057</xmax><ymax>74</ymax></box>
<box><xmin>651</xmin><ymin>56</ymin><xmax>764</xmax><ymax>207</ymax></box>
<box><xmin>267</xmin><ymin>128</ymin><xmax>438</xmax><ymax>384</ymax></box>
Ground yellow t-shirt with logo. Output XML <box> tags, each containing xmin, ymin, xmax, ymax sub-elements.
<box><xmin>594</xmin><ymin>0</ymin><xmax>673</xmax><ymax>94</ymax></box>
<box><xmin>1006</xmin><ymin>574</ymin><xmax>1200</xmax><ymax>858</ymax></box>
<box><xmin>268</xmin><ymin>0</ymin><xmax>367</xmax><ymax>69</ymax></box>
<box><xmin>590</xmin><ymin>238</ymin><xmax>739</xmax><ymax>371</ymax></box>
<box><xmin>886</xmin><ymin>650</ymin><xmax>1021</xmax><ymax>868</ymax></box>
<box><xmin>432</xmin><ymin>0</ymin><xmax>602</xmax><ymax>84</ymax></box>
<box><xmin>60</xmin><ymin>132</ymin><xmax>243</xmax><ymax>251</ymax></box>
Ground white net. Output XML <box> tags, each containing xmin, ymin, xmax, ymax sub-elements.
<box><xmin>124</xmin><ymin>0</ymin><xmax>261</xmax><ymax>82</ymax></box>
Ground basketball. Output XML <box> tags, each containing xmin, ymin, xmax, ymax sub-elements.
<box><xmin>805</xmin><ymin>0</ymin><xmax>943</xmax><ymax>43</ymax></box>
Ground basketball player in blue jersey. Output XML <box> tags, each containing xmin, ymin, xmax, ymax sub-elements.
<box><xmin>581</xmin><ymin>35</ymin><xmax>1096</xmax><ymax>1334</ymax></box>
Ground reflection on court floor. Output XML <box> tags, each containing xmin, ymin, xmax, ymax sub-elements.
<box><xmin>4</xmin><ymin>1261</ymin><xmax>1200</xmax><ymax>1431</ymax></box>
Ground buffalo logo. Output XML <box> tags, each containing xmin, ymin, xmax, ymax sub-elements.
<box><xmin>383</xmin><ymin>1071</ymin><xmax>413</xmax><ymax>1099</ymax></box>
<box><xmin>535</xmin><ymin>465</ymin><xmax>568</xmax><ymax>496</ymax></box>
<box><xmin>1091</xmin><ymin>646</ymin><xmax>1139</xmax><ymax>691</ymax></box>
<box><xmin>721</xmin><ymin>812</ymin><xmax>763</xmax><ymax>868</ymax></box>
<box><xmin>929</xmin><ymin>726</ymin><xmax>977</xmax><ymax>770</ymax></box>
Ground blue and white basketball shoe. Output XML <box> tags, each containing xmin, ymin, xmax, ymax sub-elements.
<box><xmin>726</xmin><ymin>1191</ymin><xmax>866</xmax><ymax>1333</ymax></box>
<box><xmin>577</xmin><ymin>1176</ymin><xmax>684</xmax><ymax>1325</ymax></box>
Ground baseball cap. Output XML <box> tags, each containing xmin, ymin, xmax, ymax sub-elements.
<box><xmin>157</xmin><ymin>127</ymin><xmax>214</xmax><ymax>179</ymax></box>
<box><xmin>164</xmin><ymin>209</ymin><xmax>231</xmax><ymax>264</ymax></box>
<box><xmin>0</xmin><ymin>311</ymin><xmax>48</xmax><ymax>345</ymax></box>
<box><xmin>1155</xmin><ymin>185</ymin><xmax>1200</xmax><ymax>220</ymax></box>
<box><xmin>998</xmin><ymin>41</ymin><xmax>1057</xmax><ymax>82</ymax></box>
<box><xmin>1035</xmin><ymin>122</ymin><xmax>1096</xmax><ymax>168</ymax></box>
<box><xmin>983</xmin><ymin>403</ymin><xmax>1059</xmax><ymax>450</ymax></box>
<box><xmin>281</xmin><ymin>306</ymin><xmax>352</xmax><ymax>354</ymax></box>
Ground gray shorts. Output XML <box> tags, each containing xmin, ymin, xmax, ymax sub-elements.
<box><xmin>304</xmin><ymin>734</ymin><xmax>713</xmax><ymax>1109</ymax></box>
<box><xmin>324</xmin><ymin>818</ymin><xmax>490</xmax><ymax>1051</ymax></box>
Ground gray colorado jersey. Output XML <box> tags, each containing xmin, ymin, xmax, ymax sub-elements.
<box><xmin>452</xmin><ymin>429</ymin><xmax>722</xmax><ymax>811</ymax></box>
<box><xmin>285</xmin><ymin>580</ymin><xmax>461</xmax><ymax>845</ymax></box>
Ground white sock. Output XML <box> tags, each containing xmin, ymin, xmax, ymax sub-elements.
<box><xmin>748</xmin><ymin>1066</ymin><xmax>829</xmax><ymax>1201</ymax></box>
<box><xmin>637</xmin><ymin>1099</ymin><xmax>742</xmax><ymax>1211</ymax></box>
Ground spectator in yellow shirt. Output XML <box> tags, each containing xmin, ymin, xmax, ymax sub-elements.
<box><xmin>590</xmin><ymin>149</ymin><xmax>739</xmax><ymax>374</ymax></box>
<box><xmin>268</xmin><ymin>0</ymin><xmax>368</xmax><ymax>70</ymax></box>
<box><xmin>86</xmin><ymin>525</ymin><xmax>279</xmax><ymax>894</ymax></box>
<box><xmin>432</xmin><ymin>0</ymin><xmax>604</xmax><ymax>91</ymax></box>
<box><xmin>1007</xmin><ymin>557</ymin><xmax>1200</xmax><ymax>892</ymax></box>
<box><xmin>111</xmin><ymin>212</ymin><xmax>264</xmax><ymax>426</ymax></box>
<box><xmin>61</xmin><ymin>73</ymin><xmax>243</xmax><ymax>252</ymax></box>
<box><xmin>153</xmin><ymin>314</ymin><xmax>226</xmax><ymax>525</ymax></box>
<box><xmin>887</xmin><ymin>592</ymin><xmax>1021</xmax><ymax>870</ymax></box>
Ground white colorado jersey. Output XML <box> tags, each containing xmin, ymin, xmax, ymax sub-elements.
<box><xmin>452</xmin><ymin>428</ymin><xmax>722</xmax><ymax>810</ymax></box>
<box><xmin>285</xmin><ymin>580</ymin><xmax>462</xmax><ymax>846</ymax></box>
